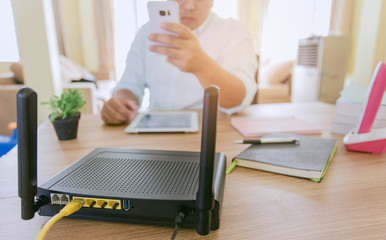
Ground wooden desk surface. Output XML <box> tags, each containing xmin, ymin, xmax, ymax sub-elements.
<box><xmin>1</xmin><ymin>102</ymin><xmax>386</xmax><ymax>240</ymax></box>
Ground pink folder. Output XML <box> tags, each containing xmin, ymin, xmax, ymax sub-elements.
<box><xmin>231</xmin><ymin>117</ymin><xmax>321</xmax><ymax>137</ymax></box>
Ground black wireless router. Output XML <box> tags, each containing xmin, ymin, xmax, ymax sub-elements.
<box><xmin>18</xmin><ymin>86</ymin><xmax>226</xmax><ymax>236</ymax></box>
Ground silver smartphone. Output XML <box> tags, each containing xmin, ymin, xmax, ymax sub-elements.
<box><xmin>147</xmin><ymin>1</ymin><xmax>180</xmax><ymax>37</ymax></box>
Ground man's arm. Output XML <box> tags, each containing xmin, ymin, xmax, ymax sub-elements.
<box><xmin>101</xmin><ymin>23</ymin><xmax>149</xmax><ymax>125</ymax></box>
<box><xmin>101</xmin><ymin>89</ymin><xmax>138</xmax><ymax>125</ymax></box>
<box><xmin>148</xmin><ymin>22</ymin><xmax>246</xmax><ymax>108</ymax></box>
<box><xmin>193</xmin><ymin>57</ymin><xmax>246</xmax><ymax>108</ymax></box>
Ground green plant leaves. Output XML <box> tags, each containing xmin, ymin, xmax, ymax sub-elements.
<box><xmin>42</xmin><ymin>89</ymin><xmax>86</xmax><ymax>122</ymax></box>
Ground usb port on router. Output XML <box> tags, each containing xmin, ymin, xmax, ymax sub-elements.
<box><xmin>123</xmin><ymin>199</ymin><xmax>130</xmax><ymax>211</ymax></box>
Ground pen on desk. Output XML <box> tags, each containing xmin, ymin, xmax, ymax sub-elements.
<box><xmin>233</xmin><ymin>137</ymin><xmax>300</xmax><ymax>144</ymax></box>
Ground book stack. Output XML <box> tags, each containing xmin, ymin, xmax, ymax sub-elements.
<box><xmin>331</xmin><ymin>82</ymin><xmax>386</xmax><ymax>134</ymax></box>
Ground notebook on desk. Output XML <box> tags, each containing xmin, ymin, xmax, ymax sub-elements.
<box><xmin>231</xmin><ymin>116</ymin><xmax>321</xmax><ymax>137</ymax></box>
<box><xmin>228</xmin><ymin>133</ymin><xmax>336</xmax><ymax>182</ymax></box>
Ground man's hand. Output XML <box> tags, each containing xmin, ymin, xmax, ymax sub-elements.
<box><xmin>148</xmin><ymin>22</ymin><xmax>210</xmax><ymax>74</ymax></box>
<box><xmin>147</xmin><ymin>21</ymin><xmax>247</xmax><ymax>108</ymax></box>
<box><xmin>101</xmin><ymin>93</ymin><xmax>138</xmax><ymax>125</ymax></box>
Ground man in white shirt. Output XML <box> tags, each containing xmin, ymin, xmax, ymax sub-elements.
<box><xmin>101</xmin><ymin>0</ymin><xmax>257</xmax><ymax>125</ymax></box>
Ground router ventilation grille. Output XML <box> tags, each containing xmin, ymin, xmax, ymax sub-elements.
<box><xmin>53</xmin><ymin>152</ymin><xmax>200</xmax><ymax>197</ymax></box>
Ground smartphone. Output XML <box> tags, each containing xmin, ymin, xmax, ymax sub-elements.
<box><xmin>147</xmin><ymin>1</ymin><xmax>180</xmax><ymax>36</ymax></box>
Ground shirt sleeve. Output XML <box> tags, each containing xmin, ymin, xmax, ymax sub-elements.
<box><xmin>112</xmin><ymin>24</ymin><xmax>149</xmax><ymax>105</ymax></box>
<box><xmin>217</xmin><ymin>20</ymin><xmax>258</xmax><ymax>115</ymax></box>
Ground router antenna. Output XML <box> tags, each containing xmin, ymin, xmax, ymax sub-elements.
<box><xmin>196</xmin><ymin>85</ymin><xmax>219</xmax><ymax>235</ymax></box>
<box><xmin>17</xmin><ymin>87</ymin><xmax>38</xmax><ymax>220</ymax></box>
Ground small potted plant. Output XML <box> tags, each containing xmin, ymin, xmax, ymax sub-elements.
<box><xmin>42</xmin><ymin>89</ymin><xmax>86</xmax><ymax>140</ymax></box>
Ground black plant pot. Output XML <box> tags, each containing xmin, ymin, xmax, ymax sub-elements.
<box><xmin>51</xmin><ymin>113</ymin><xmax>81</xmax><ymax>141</ymax></box>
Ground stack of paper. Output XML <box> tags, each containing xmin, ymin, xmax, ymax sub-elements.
<box><xmin>331</xmin><ymin>81</ymin><xmax>386</xmax><ymax>134</ymax></box>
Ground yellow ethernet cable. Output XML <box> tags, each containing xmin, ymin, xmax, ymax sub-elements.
<box><xmin>36</xmin><ymin>199</ymin><xmax>84</xmax><ymax>240</ymax></box>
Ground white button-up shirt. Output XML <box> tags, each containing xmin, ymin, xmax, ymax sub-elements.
<box><xmin>114</xmin><ymin>13</ymin><xmax>257</xmax><ymax>115</ymax></box>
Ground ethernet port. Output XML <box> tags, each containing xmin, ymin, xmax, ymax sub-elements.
<box><xmin>106</xmin><ymin>200</ymin><xmax>121</xmax><ymax>209</ymax></box>
<box><xmin>60</xmin><ymin>194</ymin><xmax>70</xmax><ymax>205</ymax></box>
<box><xmin>95</xmin><ymin>200</ymin><xmax>106</xmax><ymax>208</ymax></box>
<box><xmin>101</xmin><ymin>202</ymin><xmax>108</xmax><ymax>209</ymax></box>
<box><xmin>89</xmin><ymin>201</ymin><xmax>97</xmax><ymax>208</ymax></box>
<box><xmin>50</xmin><ymin>194</ymin><xmax>60</xmax><ymax>205</ymax></box>
<box><xmin>84</xmin><ymin>199</ymin><xmax>94</xmax><ymax>207</ymax></box>
<box><xmin>106</xmin><ymin>201</ymin><xmax>120</xmax><ymax>210</ymax></box>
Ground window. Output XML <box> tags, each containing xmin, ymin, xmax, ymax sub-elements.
<box><xmin>261</xmin><ymin>0</ymin><xmax>332</xmax><ymax>62</ymax></box>
<box><xmin>0</xmin><ymin>0</ymin><xmax>19</xmax><ymax>62</ymax></box>
<box><xmin>212</xmin><ymin>0</ymin><xmax>238</xmax><ymax>20</ymax></box>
